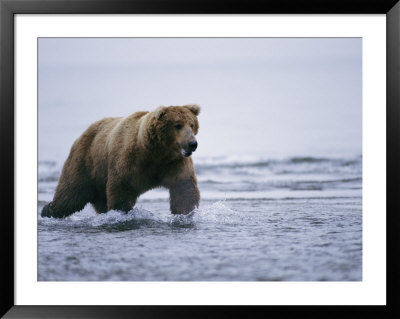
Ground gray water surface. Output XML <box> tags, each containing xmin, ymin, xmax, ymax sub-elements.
<box><xmin>38</xmin><ymin>156</ymin><xmax>362</xmax><ymax>281</ymax></box>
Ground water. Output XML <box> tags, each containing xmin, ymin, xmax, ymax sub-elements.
<box><xmin>38</xmin><ymin>155</ymin><xmax>362</xmax><ymax>281</ymax></box>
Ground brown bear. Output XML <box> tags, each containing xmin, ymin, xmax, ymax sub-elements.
<box><xmin>41</xmin><ymin>104</ymin><xmax>201</xmax><ymax>218</ymax></box>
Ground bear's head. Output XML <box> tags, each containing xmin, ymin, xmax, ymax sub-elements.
<box><xmin>153</xmin><ymin>104</ymin><xmax>200</xmax><ymax>157</ymax></box>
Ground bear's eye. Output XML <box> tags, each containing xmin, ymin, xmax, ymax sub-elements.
<box><xmin>175</xmin><ymin>124</ymin><xmax>183</xmax><ymax>130</ymax></box>
<box><xmin>190</xmin><ymin>124</ymin><xmax>194</xmax><ymax>129</ymax></box>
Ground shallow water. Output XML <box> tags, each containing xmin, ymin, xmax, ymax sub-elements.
<box><xmin>38</xmin><ymin>155</ymin><xmax>362</xmax><ymax>281</ymax></box>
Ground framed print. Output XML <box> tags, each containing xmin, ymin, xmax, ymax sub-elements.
<box><xmin>1</xmin><ymin>0</ymin><xmax>399</xmax><ymax>318</ymax></box>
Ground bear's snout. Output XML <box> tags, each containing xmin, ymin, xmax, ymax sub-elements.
<box><xmin>188</xmin><ymin>141</ymin><xmax>198</xmax><ymax>152</ymax></box>
<box><xmin>179</xmin><ymin>140</ymin><xmax>198</xmax><ymax>157</ymax></box>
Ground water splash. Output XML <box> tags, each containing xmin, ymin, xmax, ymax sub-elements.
<box><xmin>38</xmin><ymin>201</ymin><xmax>243</xmax><ymax>231</ymax></box>
<box><xmin>38</xmin><ymin>204</ymin><xmax>166</xmax><ymax>230</ymax></box>
<box><xmin>191</xmin><ymin>201</ymin><xmax>239</xmax><ymax>224</ymax></box>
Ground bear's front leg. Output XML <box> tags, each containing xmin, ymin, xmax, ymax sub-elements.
<box><xmin>106</xmin><ymin>179</ymin><xmax>138</xmax><ymax>213</ymax></box>
<box><xmin>169</xmin><ymin>176</ymin><xmax>200</xmax><ymax>214</ymax></box>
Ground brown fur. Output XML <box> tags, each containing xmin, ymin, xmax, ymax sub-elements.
<box><xmin>41</xmin><ymin>105</ymin><xmax>201</xmax><ymax>218</ymax></box>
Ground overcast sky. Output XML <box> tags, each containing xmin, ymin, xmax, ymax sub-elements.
<box><xmin>38</xmin><ymin>38</ymin><xmax>361</xmax><ymax>161</ymax></box>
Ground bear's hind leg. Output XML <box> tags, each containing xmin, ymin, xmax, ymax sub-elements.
<box><xmin>41</xmin><ymin>194</ymin><xmax>89</xmax><ymax>218</ymax></box>
<box><xmin>41</xmin><ymin>180</ymin><xmax>94</xmax><ymax>218</ymax></box>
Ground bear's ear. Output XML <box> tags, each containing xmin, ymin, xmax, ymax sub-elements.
<box><xmin>184</xmin><ymin>104</ymin><xmax>201</xmax><ymax>116</ymax></box>
<box><xmin>154</xmin><ymin>106</ymin><xmax>167</xmax><ymax>120</ymax></box>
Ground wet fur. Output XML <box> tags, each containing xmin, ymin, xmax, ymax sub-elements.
<box><xmin>41</xmin><ymin>105</ymin><xmax>201</xmax><ymax>218</ymax></box>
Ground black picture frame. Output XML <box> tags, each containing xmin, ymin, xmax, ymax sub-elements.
<box><xmin>1</xmin><ymin>0</ymin><xmax>399</xmax><ymax>318</ymax></box>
